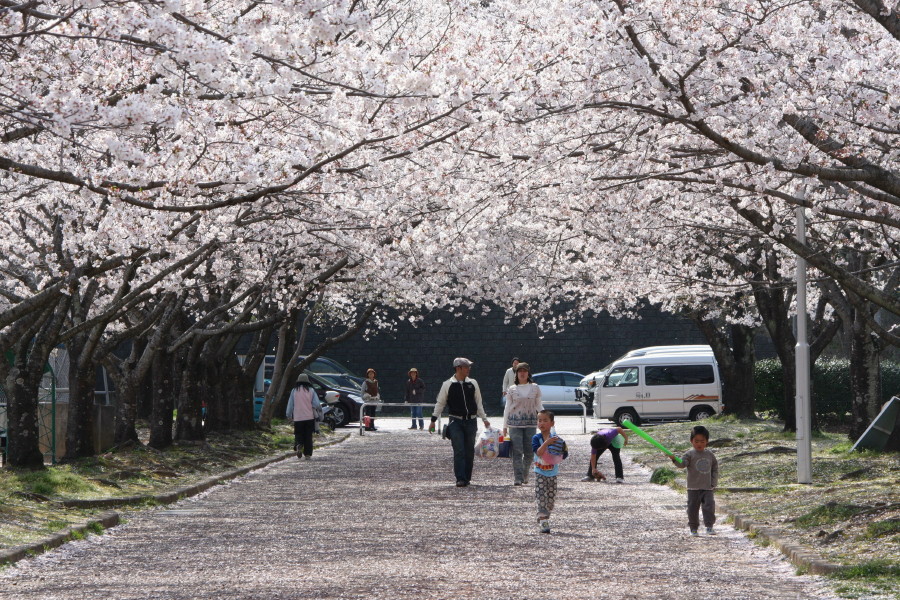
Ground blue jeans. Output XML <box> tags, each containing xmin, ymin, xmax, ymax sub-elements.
<box><xmin>410</xmin><ymin>405</ymin><xmax>424</xmax><ymax>428</ymax></box>
<box><xmin>447</xmin><ymin>417</ymin><xmax>477</xmax><ymax>483</ymax></box>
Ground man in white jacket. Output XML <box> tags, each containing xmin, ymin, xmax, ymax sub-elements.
<box><xmin>500</xmin><ymin>357</ymin><xmax>520</xmax><ymax>406</ymax></box>
<box><xmin>430</xmin><ymin>358</ymin><xmax>490</xmax><ymax>487</ymax></box>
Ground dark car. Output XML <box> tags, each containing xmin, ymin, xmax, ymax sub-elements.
<box><xmin>316</xmin><ymin>372</ymin><xmax>365</xmax><ymax>389</ymax></box>
<box><xmin>253</xmin><ymin>372</ymin><xmax>364</xmax><ymax>427</ymax></box>
<box><xmin>304</xmin><ymin>372</ymin><xmax>363</xmax><ymax>427</ymax></box>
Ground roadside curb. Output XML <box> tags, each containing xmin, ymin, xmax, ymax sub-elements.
<box><xmin>0</xmin><ymin>433</ymin><xmax>350</xmax><ymax>567</ymax></box>
<box><xmin>634</xmin><ymin>456</ymin><xmax>844</xmax><ymax>577</ymax></box>
<box><xmin>0</xmin><ymin>511</ymin><xmax>120</xmax><ymax>567</ymax></box>
<box><xmin>725</xmin><ymin>509</ymin><xmax>844</xmax><ymax>575</ymax></box>
<box><xmin>56</xmin><ymin>433</ymin><xmax>350</xmax><ymax>509</ymax></box>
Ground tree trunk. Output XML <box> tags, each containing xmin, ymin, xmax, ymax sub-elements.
<box><xmin>259</xmin><ymin>317</ymin><xmax>297</xmax><ymax>426</ymax></box>
<box><xmin>230</xmin><ymin>361</ymin><xmax>256</xmax><ymax>431</ymax></box>
<box><xmin>149</xmin><ymin>350</ymin><xmax>176</xmax><ymax>449</ymax></box>
<box><xmin>4</xmin><ymin>360</ymin><xmax>46</xmax><ymax>469</ymax></box>
<box><xmin>727</xmin><ymin>323</ymin><xmax>758</xmax><ymax>418</ymax></box>
<box><xmin>202</xmin><ymin>343</ymin><xmax>229</xmax><ymax>433</ymax></box>
<box><xmin>175</xmin><ymin>354</ymin><xmax>205</xmax><ymax>441</ymax></box>
<box><xmin>64</xmin><ymin>346</ymin><xmax>97</xmax><ymax>460</ymax></box>
<box><xmin>755</xmin><ymin>296</ymin><xmax>798</xmax><ymax>431</ymax></box>
<box><xmin>109</xmin><ymin>340</ymin><xmax>147</xmax><ymax>447</ymax></box>
<box><xmin>692</xmin><ymin>315</ymin><xmax>758</xmax><ymax>418</ymax></box>
<box><xmin>113</xmin><ymin>379</ymin><xmax>141</xmax><ymax>446</ymax></box>
<box><xmin>847</xmin><ymin>318</ymin><xmax>882</xmax><ymax>440</ymax></box>
<box><xmin>3</xmin><ymin>298</ymin><xmax>70</xmax><ymax>468</ymax></box>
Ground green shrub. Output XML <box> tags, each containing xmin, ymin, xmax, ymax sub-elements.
<box><xmin>865</xmin><ymin>519</ymin><xmax>900</xmax><ymax>539</ymax></box>
<box><xmin>795</xmin><ymin>502</ymin><xmax>867</xmax><ymax>527</ymax></box>
<box><xmin>86</xmin><ymin>522</ymin><xmax>105</xmax><ymax>535</ymax></box>
<box><xmin>44</xmin><ymin>520</ymin><xmax>69</xmax><ymax>532</ymax></box>
<box><xmin>831</xmin><ymin>560</ymin><xmax>900</xmax><ymax>579</ymax></box>
<box><xmin>754</xmin><ymin>358</ymin><xmax>900</xmax><ymax>422</ymax></box>
<box><xmin>17</xmin><ymin>469</ymin><xmax>94</xmax><ymax>497</ymax></box>
<box><xmin>650</xmin><ymin>467</ymin><xmax>676</xmax><ymax>485</ymax></box>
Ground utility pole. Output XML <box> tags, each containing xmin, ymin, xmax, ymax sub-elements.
<box><xmin>795</xmin><ymin>202</ymin><xmax>812</xmax><ymax>484</ymax></box>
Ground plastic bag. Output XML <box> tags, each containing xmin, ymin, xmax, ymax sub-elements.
<box><xmin>543</xmin><ymin>430</ymin><xmax>568</xmax><ymax>465</ymax></box>
<box><xmin>476</xmin><ymin>427</ymin><xmax>501</xmax><ymax>459</ymax></box>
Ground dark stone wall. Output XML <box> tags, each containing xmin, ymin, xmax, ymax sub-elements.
<box><xmin>305</xmin><ymin>305</ymin><xmax>713</xmax><ymax>416</ymax></box>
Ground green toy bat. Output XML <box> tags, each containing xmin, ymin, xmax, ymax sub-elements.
<box><xmin>621</xmin><ymin>420</ymin><xmax>683</xmax><ymax>464</ymax></box>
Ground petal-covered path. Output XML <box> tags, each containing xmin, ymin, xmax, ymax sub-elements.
<box><xmin>1</xmin><ymin>418</ymin><xmax>836</xmax><ymax>600</ymax></box>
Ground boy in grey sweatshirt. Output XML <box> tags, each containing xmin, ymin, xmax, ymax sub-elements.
<box><xmin>671</xmin><ymin>425</ymin><xmax>719</xmax><ymax>536</ymax></box>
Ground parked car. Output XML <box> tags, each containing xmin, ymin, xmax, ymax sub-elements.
<box><xmin>298</xmin><ymin>355</ymin><xmax>360</xmax><ymax>378</ymax></box>
<box><xmin>532</xmin><ymin>371</ymin><xmax>585</xmax><ymax>414</ymax></box>
<box><xmin>576</xmin><ymin>369</ymin><xmax>608</xmax><ymax>402</ymax></box>
<box><xmin>592</xmin><ymin>349</ymin><xmax>720</xmax><ymax>426</ymax></box>
<box><xmin>304</xmin><ymin>372</ymin><xmax>364</xmax><ymax>427</ymax></box>
<box><xmin>577</xmin><ymin>346</ymin><xmax>713</xmax><ymax>405</ymax></box>
<box><xmin>256</xmin><ymin>354</ymin><xmax>363</xmax><ymax>396</ymax></box>
<box><xmin>316</xmin><ymin>372</ymin><xmax>365</xmax><ymax>390</ymax></box>
<box><xmin>253</xmin><ymin>371</ymin><xmax>364</xmax><ymax>427</ymax></box>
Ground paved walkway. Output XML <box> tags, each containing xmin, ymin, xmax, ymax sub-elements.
<box><xmin>1</xmin><ymin>418</ymin><xmax>837</xmax><ymax>600</ymax></box>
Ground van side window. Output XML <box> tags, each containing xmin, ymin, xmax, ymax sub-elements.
<box><xmin>645</xmin><ymin>366</ymin><xmax>677</xmax><ymax>385</ymax></box>
<box><xmin>680</xmin><ymin>365</ymin><xmax>715</xmax><ymax>384</ymax></box>
<box><xmin>645</xmin><ymin>365</ymin><xmax>715</xmax><ymax>386</ymax></box>
<box><xmin>605</xmin><ymin>366</ymin><xmax>639</xmax><ymax>387</ymax></box>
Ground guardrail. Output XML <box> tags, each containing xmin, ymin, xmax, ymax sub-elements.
<box><xmin>357</xmin><ymin>401</ymin><xmax>587</xmax><ymax>435</ymax></box>
<box><xmin>358</xmin><ymin>403</ymin><xmax>442</xmax><ymax>436</ymax></box>
<box><xmin>540</xmin><ymin>401</ymin><xmax>588</xmax><ymax>433</ymax></box>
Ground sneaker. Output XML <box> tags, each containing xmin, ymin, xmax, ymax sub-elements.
<box><xmin>408</xmin><ymin>426</ymin><xmax>418</xmax><ymax>430</ymax></box>
<box><xmin>539</xmin><ymin>519</ymin><xmax>551</xmax><ymax>534</ymax></box>
<box><xmin>304</xmin><ymin>455</ymin><xmax>311</xmax><ymax>461</ymax></box>
<box><xmin>580</xmin><ymin>475</ymin><xmax>594</xmax><ymax>482</ymax></box>
<box><xmin>514</xmin><ymin>481</ymin><xmax>523</xmax><ymax>486</ymax></box>
<box><xmin>706</xmin><ymin>527</ymin><xmax>716</xmax><ymax>535</ymax></box>
<box><xmin>615</xmin><ymin>478</ymin><xmax>624</xmax><ymax>484</ymax></box>
<box><xmin>456</xmin><ymin>480</ymin><xmax>467</xmax><ymax>487</ymax></box>
<box><xmin>295</xmin><ymin>445</ymin><xmax>303</xmax><ymax>458</ymax></box>
<box><xmin>690</xmin><ymin>529</ymin><xmax>699</xmax><ymax>537</ymax></box>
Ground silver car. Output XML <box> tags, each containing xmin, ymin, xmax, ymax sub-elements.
<box><xmin>532</xmin><ymin>371</ymin><xmax>585</xmax><ymax>413</ymax></box>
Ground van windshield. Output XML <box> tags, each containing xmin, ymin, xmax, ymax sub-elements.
<box><xmin>605</xmin><ymin>366</ymin><xmax>639</xmax><ymax>387</ymax></box>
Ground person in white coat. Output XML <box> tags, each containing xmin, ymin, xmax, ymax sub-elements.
<box><xmin>286</xmin><ymin>374</ymin><xmax>318</xmax><ymax>460</ymax></box>
<box><xmin>500</xmin><ymin>357</ymin><xmax>520</xmax><ymax>406</ymax></box>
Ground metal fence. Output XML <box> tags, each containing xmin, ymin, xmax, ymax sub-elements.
<box><xmin>356</xmin><ymin>401</ymin><xmax>587</xmax><ymax>436</ymax></box>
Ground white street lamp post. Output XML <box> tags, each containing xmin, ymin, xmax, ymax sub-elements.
<box><xmin>795</xmin><ymin>204</ymin><xmax>812</xmax><ymax>484</ymax></box>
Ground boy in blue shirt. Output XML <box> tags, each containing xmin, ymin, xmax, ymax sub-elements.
<box><xmin>532</xmin><ymin>410</ymin><xmax>568</xmax><ymax>533</ymax></box>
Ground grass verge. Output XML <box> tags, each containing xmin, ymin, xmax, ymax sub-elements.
<box><xmin>626</xmin><ymin>416</ymin><xmax>899</xmax><ymax>600</ymax></box>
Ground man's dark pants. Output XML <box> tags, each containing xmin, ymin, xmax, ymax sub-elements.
<box><xmin>447</xmin><ymin>417</ymin><xmax>477</xmax><ymax>483</ymax></box>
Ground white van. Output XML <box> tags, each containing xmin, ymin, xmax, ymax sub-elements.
<box><xmin>578</xmin><ymin>345</ymin><xmax>713</xmax><ymax>401</ymax></box>
<box><xmin>592</xmin><ymin>350</ymin><xmax>721</xmax><ymax>426</ymax></box>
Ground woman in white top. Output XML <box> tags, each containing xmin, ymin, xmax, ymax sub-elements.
<box><xmin>286</xmin><ymin>373</ymin><xmax>317</xmax><ymax>460</ymax></box>
<box><xmin>502</xmin><ymin>362</ymin><xmax>543</xmax><ymax>485</ymax></box>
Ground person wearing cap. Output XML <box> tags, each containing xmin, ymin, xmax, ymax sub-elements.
<box><xmin>285</xmin><ymin>373</ymin><xmax>320</xmax><ymax>460</ymax></box>
<box><xmin>360</xmin><ymin>368</ymin><xmax>381</xmax><ymax>431</ymax></box>
<box><xmin>500</xmin><ymin>357</ymin><xmax>520</xmax><ymax>407</ymax></box>
<box><xmin>430</xmin><ymin>357</ymin><xmax>490</xmax><ymax>487</ymax></box>
<box><xmin>502</xmin><ymin>362</ymin><xmax>543</xmax><ymax>486</ymax></box>
<box><xmin>404</xmin><ymin>368</ymin><xmax>426</xmax><ymax>430</ymax></box>
<box><xmin>585</xmin><ymin>426</ymin><xmax>630</xmax><ymax>482</ymax></box>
